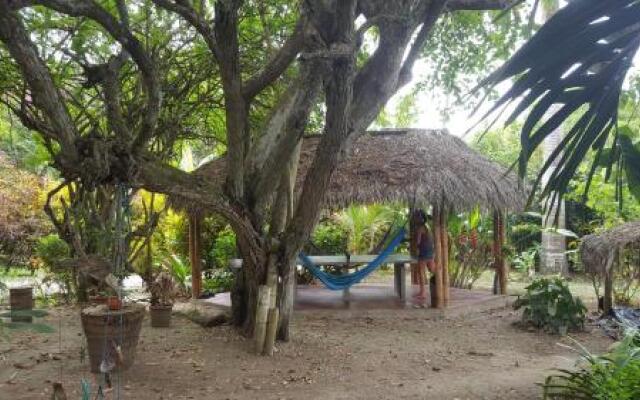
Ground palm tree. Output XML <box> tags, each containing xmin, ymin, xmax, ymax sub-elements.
<box><xmin>335</xmin><ymin>205</ymin><xmax>402</xmax><ymax>254</ymax></box>
<box><xmin>480</xmin><ymin>0</ymin><xmax>640</xmax><ymax>205</ymax></box>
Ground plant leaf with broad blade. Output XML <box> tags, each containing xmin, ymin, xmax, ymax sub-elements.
<box><xmin>476</xmin><ymin>0</ymin><xmax>640</xmax><ymax>206</ymax></box>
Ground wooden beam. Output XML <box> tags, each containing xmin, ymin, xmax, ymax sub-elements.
<box><xmin>189</xmin><ymin>215</ymin><xmax>203</xmax><ymax>299</ymax></box>
<box><xmin>441</xmin><ymin>209</ymin><xmax>450</xmax><ymax>306</ymax></box>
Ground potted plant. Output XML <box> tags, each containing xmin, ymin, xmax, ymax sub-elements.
<box><xmin>148</xmin><ymin>272</ymin><xmax>176</xmax><ymax>327</ymax></box>
<box><xmin>107</xmin><ymin>295</ymin><xmax>122</xmax><ymax>311</ymax></box>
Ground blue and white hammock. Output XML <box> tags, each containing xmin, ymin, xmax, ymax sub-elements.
<box><xmin>298</xmin><ymin>227</ymin><xmax>407</xmax><ymax>290</ymax></box>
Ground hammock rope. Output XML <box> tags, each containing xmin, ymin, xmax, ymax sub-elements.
<box><xmin>299</xmin><ymin>226</ymin><xmax>407</xmax><ymax>290</ymax></box>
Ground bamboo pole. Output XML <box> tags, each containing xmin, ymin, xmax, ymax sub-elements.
<box><xmin>441</xmin><ymin>210</ymin><xmax>450</xmax><ymax>306</ymax></box>
<box><xmin>432</xmin><ymin>206</ymin><xmax>444</xmax><ymax>309</ymax></box>
<box><xmin>189</xmin><ymin>215</ymin><xmax>203</xmax><ymax>299</ymax></box>
<box><xmin>255</xmin><ymin>285</ymin><xmax>271</xmax><ymax>354</ymax></box>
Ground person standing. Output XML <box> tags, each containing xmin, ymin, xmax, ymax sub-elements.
<box><xmin>412</xmin><ymin>209</ymin><xmax>436</xmax><ymax>307</ymax></box>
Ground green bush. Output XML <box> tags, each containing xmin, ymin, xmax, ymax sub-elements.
<box><xmin>542</xmin><ymin>331</ymin><xmax>640</xmax><ymax>399</ymax></box>
<box><xmin>203</xmin><ymin>269</ymin><xmax>234</xmax><ymax>293</ymax></box>
<box><xmin>510</xmin><ymin>222</ymin><xmax>542</xmax><ymax>253</ymax></box>
<box><xmin>210</xmin><ymin>226</ymin><xmax>236</xmax><ymax>269</ymax></box>
<box><xmin>35</xmin><ymin>234</ymin><xmax>70</xmax><ymax>269</ymax></box>
<box><xmin>308</xmin><ymin>220</ymin><xmax>348</xmax><ymax>255</ymax></box>
<box><xmin>35</xmin><ymin>234</ymin><xmax>75</xmax><ymax>300</ymax></box>
<box><xmin>514</xmin><ymin>277</ymin><xmax>586</xmax><ymax>335</ymax></box>
<box><xmin>511</xmin><ymin>244</ymin><xmax>540</xmax><ymax>275</ymax></box>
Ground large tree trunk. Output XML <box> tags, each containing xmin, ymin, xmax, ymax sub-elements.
<box><xmin>231</xmin><ymin>252</ymin><xmax>261</xmax><ymax>335</ymax></box>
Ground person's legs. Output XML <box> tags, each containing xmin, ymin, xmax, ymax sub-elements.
<box><xmin>426</xmin><ymin>259</ymin><xmax>436</xmax><ymax>273</ymax></box>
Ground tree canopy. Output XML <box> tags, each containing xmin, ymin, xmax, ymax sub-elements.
<box><xmin>0</xmin><ymin>0</ymin><xmax>526</xmax><ymax>339</ymax></box>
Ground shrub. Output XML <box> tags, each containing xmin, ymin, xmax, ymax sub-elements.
<box><xmin>308</xmin><ymin>220</ymin><xmax>348</xmax><ymax>255</ymax></box>
<box><xmin>210</xmin><ymin>226</ymin><xmax>237</xmax><ymax>269</ymax></box>
<box><xmin>35</xmin><ymin>234</ymin><xmax>70</xmax><ymax>269</ymax></box>
<box><xmin>542</xmin><ymin>331</ymin><xmax>640</xmax><ymax>399</ymax></box>
<box><xmin>163</xmin><ymin>254</ymin><xmax>190</xmax><ymax>295</ymax></box>
<box><xmin>511</xmin><ymin>244</ymin><xmax>540</xmax><ymax>276</ymax></box>
<box><xmin>514</xmin><ymin>277</ymin><xmax>586</xmax><ymax>335</ymax></box>
<box><xmin>509</xmin><ymin>213</ymin><xmax>542</xmax><ymax>253</ymax></box>
<box><xmin>0</xmin><ymin>153</ymin><xmax>50</xmax><ymax>265</ymax></box>
<box><xmin>203</xmin><ymin>269</ymin><xmax>234</xmax><ymax>293</ymax></box>
<box><xmin>35</xmin><ymin>234</ymin><xmax>74</xmax><ymax>300</ymax></box>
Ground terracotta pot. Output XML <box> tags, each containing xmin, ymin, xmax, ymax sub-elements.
<box><xmin>149</xmin><ymin>304</ymin><xmax>173</xmax><ymax>328</ymax></box>
<box><xmin>81</xmin><ymin>304</ymin><xmax>145</xmax><ymax>373</ymax></box>
<box><xmin>107</xmin><ymin>296</ymin><xmax>122</xmax><ymax>311</ymax></box>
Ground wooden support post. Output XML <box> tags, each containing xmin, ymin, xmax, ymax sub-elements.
<box><xmin>189</xmin><ymin>215</ymin><xmax>202</xmax><ymax>299</ymax></box>
<box><xmin>603</xmin><ymin>271</ymin><xmax>613</xmax><ymax>316</ymax></box>
<box><xmin>492</xmin><ymin>210</ymin><xmax>507</xmax><ymax>295</ymax></box>
<box><xmin>602</xmin><ymin>248</ymin><xmax>617</xmax><ymax>316</ymax></box>
<box><xmin>409</xmin><ymin>208</ymin><xmax>418</xmax><ymax>285</ymax></box>
<box><xmin>498</xmin><ymin>211</ymin><xmax>507</xmax><ymax>295</ymax></box>
<box><xmin>255</xmin><ymin>285</ymin><xmax>271</xmax><ymax>354</ymax></box>
<box><xmin>440</xmin><ymin>210</ymin><xmax>450</xmax><ymax>306</ymax></box>
<box><xmin>432</xmin><ymin>206</ymin><xmax>444</xmax><ymax>309</ymax></box>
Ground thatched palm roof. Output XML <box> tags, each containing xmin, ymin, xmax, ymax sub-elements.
<box><xmin>171</xmin><ymin>129</ymin><xmax>527</xmax><ymax>214</ymax></box>
<box><xmin>580</xmin><ymin>220</ymin><xmax>640</xmax><ymax>276</ymax></box>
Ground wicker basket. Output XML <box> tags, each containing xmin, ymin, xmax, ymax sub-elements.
<box><xmin>10</xmin><ymin>287</ymin><xmax>33</xmax><ymax>323</ymax></box>
<box><xmin>149</xmin><ymin>304</ymin><xmax>173</xmax><ymax>328</ymax></box>
<box><xmin>81</xmin><ymin>304</ymin><xmax>145</xmax><ymax>373</ymax></box>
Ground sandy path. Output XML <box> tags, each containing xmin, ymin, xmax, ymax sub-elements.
<box><xmin>0</xmin><ymin>302</ymin><xmax>610</xmax><ymax>400</ymax></box>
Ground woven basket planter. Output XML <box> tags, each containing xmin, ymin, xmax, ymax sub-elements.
<box><xmin>81</xmin><ymin>304</ymin><xmax>145</xmax><ymax>373</ymax></box>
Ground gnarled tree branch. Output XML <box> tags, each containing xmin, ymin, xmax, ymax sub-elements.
<box><xmin>31</xmin><ymin>0</ymin><xmax>162</xmax><ymax>151</ymax></box>
<box><xmin>242</xmin><ymin>17</ymin><xmax>307</xmax><ymax>101</ymax></box>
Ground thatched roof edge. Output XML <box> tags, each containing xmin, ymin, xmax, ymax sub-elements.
<box><xmin>580</xmin><ymin>220</ymin><xmax>640</xmax><ymax>276</ymax></box>
<box><xmin>169</xmin><ymin>128</ymin><xmax>528</xmax><ymax>215</ymax></box>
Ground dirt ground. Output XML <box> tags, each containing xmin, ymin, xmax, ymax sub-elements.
<box><xmin>0</xmin><ymin>299</ymin><xmax>611</xmax><ymax>400</ymax></box>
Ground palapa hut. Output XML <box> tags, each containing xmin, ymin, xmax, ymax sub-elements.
<box><xmin>580</xmin><ymin>220</ymin><xmax>640</xmax><ymax>314</ymax></box>
<box><xmin>170</xmin><ymin>129</ymin><xmax>527</xmax><ymax>306</ymax></box>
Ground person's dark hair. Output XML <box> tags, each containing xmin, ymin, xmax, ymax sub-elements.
<box><xmin>413</xmin><ymin>209</ymin><xmax>428</xmax><ymax>225</ymax></box>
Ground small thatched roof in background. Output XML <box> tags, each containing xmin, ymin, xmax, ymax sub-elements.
<box><xmin>170</xmin><ymin>129</ymin><xmax>527</xmax><ymax>214</ymax></box>
<box><xmin>580</xmin><ymin>220</ymin><xmax>640</xmax><ymax>276</ymax></box>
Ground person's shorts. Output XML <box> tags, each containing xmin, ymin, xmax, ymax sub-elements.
<box><xmin>418</xmin><ymin>251</ymin><xmax>434</xmax><ymax>261</ymax></box>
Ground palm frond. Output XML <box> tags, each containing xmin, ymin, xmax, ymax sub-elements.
<box><xmin>478</xmin><ymin>0</ymin><xmax>640</xmax><ymax>203</ymax></box>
